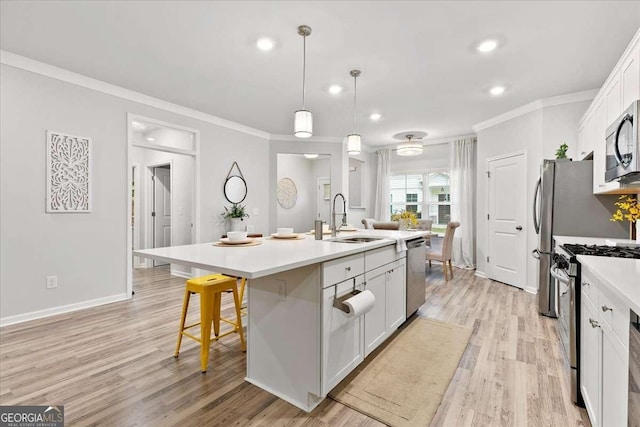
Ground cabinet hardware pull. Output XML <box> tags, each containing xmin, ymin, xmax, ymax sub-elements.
<box><xmin>345</xmin><ymin>266</ymin><xmax>351</xmax><ymax>271</ymax></box>
<box><xmin>582</xmin><ymin>282</ymin><xmax>590</xmax><ymax>287</ymax></box>
<box><xmin>601</xmin><ymin>305</ymin><xmax>612</xmax><ymax>312</ymax></box>
<box><xmin>589</xmin><ymin>318</ymin><xmax>600</xmax><ymax>328</ymax></box>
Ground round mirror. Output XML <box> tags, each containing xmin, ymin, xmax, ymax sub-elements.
<box><xmin>224</xmin><ymin>175</ymin><xmax>247</xmax><ymax>204</ymax></box>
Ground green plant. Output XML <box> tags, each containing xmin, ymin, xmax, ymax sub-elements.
<box><xmin>222</xmin><ymin>203</ymin><xmax>249</xmax><ymax>220</ymax></box>
<box><xmin>555</xmin><ymin>143</ymin><xmax>569</xmax><ymax>159</ymax></box>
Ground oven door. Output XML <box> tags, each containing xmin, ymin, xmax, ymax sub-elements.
<box><xmin>551</xmin><ymin>264</ymin><xmax>571</xmax><ymax>355</ymax></box>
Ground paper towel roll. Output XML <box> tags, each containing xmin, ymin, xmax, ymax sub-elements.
<box><xmin>343</xmin><ymin>290</ymin><xmax>375</xmax><ymax>318</ymax></box>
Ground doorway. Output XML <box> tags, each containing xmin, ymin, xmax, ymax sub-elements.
<box><xmin>486</xmin><ymin>151</ymin><xmax>527</xmax><ymax>289</ymax></box>
<box><xmin>127</xmin><ymin>114</ymin><xmax>200</xmax><ymax>298</ymax></box>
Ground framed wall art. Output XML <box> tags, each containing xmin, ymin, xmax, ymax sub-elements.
<box><xmin>46</xmin><ymin>130</ymin><xmax>92</xmax><ymax>213</ymax></box>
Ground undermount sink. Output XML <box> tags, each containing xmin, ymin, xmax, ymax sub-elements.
<box><xmin>329</xmin><ymin>236</ymin><xmax>386</xmax><ymax>243</ymax></box>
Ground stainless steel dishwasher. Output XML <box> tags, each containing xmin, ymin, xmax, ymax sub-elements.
<box><xmin>406</xmin><ymin>237</ymin><xmax>426</xmax><ymax>316</ymax></box>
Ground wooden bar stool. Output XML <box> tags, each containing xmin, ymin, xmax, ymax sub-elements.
<box><xmin>174</xmin><ymin>273</ymin><xmax>246</xmax><ymax>373</ymax></box>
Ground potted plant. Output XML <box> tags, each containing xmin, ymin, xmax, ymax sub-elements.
<box><xmin>222</xmin><ymin>203</ymin><xmax>250</xmax><ymax>232</ymax></box>
<box><xmin>555</xmin><ymin>143</ymin><xmax>569</xmax><ymax>160</ymax></box>
<box><xmin>391</xmin><ymin>210</ymin><xmax>418</xmax><ymax>230</ymax></box>
<box><xmin>610</xmin><ymin>195</ymin><xmax>639</xmax><ymax>241</ymax></box>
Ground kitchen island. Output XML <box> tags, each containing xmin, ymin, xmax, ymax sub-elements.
<box><xmin>134</xmin><ymin>229</ymin><xmax>430</xmax><ymax>411</ymax></box>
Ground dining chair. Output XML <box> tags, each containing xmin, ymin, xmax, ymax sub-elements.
<box><xmin>426</xmin><ymin>221</ymin><xmax>460</xmax><ymax>280</ymax></box>
<box><xmin>416</xmin><ymin>219</ymin><xmax>433</xmax><ymax>246</ymax></box>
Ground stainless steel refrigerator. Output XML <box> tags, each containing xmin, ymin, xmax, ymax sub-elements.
<box><xmin>533</xmin><ymin>159</ymin><xmax>627</xmax><ymax>317</ymax></box>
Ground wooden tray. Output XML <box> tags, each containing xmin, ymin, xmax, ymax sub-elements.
<box><xmin>213</xmin><ymin>240</ymin><xmax>262</xmax><ymax>247</ymax></box>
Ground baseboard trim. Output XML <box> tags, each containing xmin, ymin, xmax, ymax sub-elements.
<box><xmin>523</xmin><ymin>286</ymin><xmax>538</xmax><ymax>295</ymax></box>
<box><xmin>0</xmin><ymin>293</ymin><xmax>130</xmax><ymax>327</ymax></box>
<box><xmin>171</xmin><ymin>269</ymin><xmax>192</xmax><ymax>279</ymax></box>
<box><xmin>474</xmin><ymin>270</ymin><xmax>487</xmax><ymax>279</ymax></box>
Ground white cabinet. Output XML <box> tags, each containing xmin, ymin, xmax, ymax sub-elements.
<box><xmin>579</xmin><ymin>264</ymin><xmax>630</xmax><ymax>427</ymax></box>
<box><xmin>322</xmin><ymin>277</ymin><xmax>365</xmax><ymax>393</ymax></box>
<box><xmin>363</xmin><ymin>258</ymin><xmax>407</xmax><ymax>357</ymax></box>
<box><xmin>605</xmin><ymin>75</ymin><xmax>622</xmax><ymax>126</ymax></box>
<box><xmin>621</xmin><ymin>43</ymin><xmax>640</xmax><ymax>110</ymax></box>
<box><xmin>578</xmin><ymin>113</ymin><xmax>595</xmax><ymax>160</ymax></box>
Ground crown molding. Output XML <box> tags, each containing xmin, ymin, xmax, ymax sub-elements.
<box><xmin>0</xmin><ymin>50</ymin><xmax>271</xmax><ymax>140</ymax></box>
<box><xmin>472</xmin><ymin>89</ymin><xmax>598</xmax><ymax>132</ymax></box>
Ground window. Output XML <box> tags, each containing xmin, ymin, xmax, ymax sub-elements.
<box><xmin>390</xmin><ymin>171</ymin><xmax>451</xmax><ymax>230</ymax></box>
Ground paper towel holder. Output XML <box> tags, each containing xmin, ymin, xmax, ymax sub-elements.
<box><xmin>333</xmin><ymin>279</ymin><xmax>362</xmax><ymax>313</ymax></box>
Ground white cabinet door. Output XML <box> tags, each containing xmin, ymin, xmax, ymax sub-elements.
<box><xmin>322</xmin><ymin>277</ymin><xmax>364</xmax><ymax>394</ymax></box>
<box><xmin>621</xmin><ymin>43</ymin><xmax>640</xmax><ymax>110</ymax></box>
<box><xmin>386</xmin><ymin>260</ymin><xmax>406</xmax><ymax>332</ymax></box>
<box><xmin>601</xmin><ymin>320</ymin><xmax>629</xmax><ymax>427</ymax></box>
<box><xmin>581</xmin><ymin>295</ymin><xmax>601</xmax><ymax>427</ymax></box>
<box><xmin>364</xmin><ymin>268</ymin><xmax>387</xmax><ymax>356</ymax></box>
<box><xmin>578</xmin><ymin>114</ymin><xmax>595</xmax><ymax>160</ymax></box>
<box><xmin>606</xmin><ymin>75</ymin><xmax>622</xmax><ymax>127</ymax></box>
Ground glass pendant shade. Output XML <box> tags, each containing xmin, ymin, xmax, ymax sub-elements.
<box><xmin>396</xmin><ymin>141</ymin><xmax>423</xmax><ymax>156</ymax></box>
<box><xmin>347</xmin><ymin>134</ymin><xmax>361</xmax><ymax>155</ymax></box>
<box><xmin>294</xmin><ymin>110</ymin><xmax>313</xmax><ymax>138</ymax></box>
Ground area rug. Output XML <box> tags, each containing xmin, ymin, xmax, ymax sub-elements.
<box><xmin>328</xmin><ymin>317</ymin><xmax>472</xmax><ymax>427</ymax></box>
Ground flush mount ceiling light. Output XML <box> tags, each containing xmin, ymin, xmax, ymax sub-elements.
<box><xmin>370</xmin><ymin>113</ymin><xmax>382</xmax><ymax>121</ymax></box>
<box><xmin>347</xmin><ymin>69</ymin><xmax>362</xmax><ymax>155</ymax></box>
<box><xmin>256</xmin><ymin>37</ymin><xmax>275</xmax><ymax>51</ymax></box>
<box><xmin>304</xmin><ymin>154</ymin><xmax>319</xmax><ymax>159</ymax></box>
<box><xmin>396</xmin><ymin>134</ymin><xmax>423</xmax><ymax>156</ymax></box>
<box><xmin>294</xmin><ymin>25</ymin><xmax>313</xmax><ymax>138</ymax></box>
<box><xmin>477</xmin><ymin>39</ymin><xmax>498</xmax><ymax>53</ymax></box>
<box><xmin>489</xmin><ymin>85</ymin><xmax>506</xmax><ymax>96</ymax></box>
<box><xmin>329</xmin><ymin>85</ymin><xmax>343</xmax><ymax>95</ymax></box>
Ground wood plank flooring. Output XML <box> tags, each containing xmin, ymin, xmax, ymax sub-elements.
<box><xmin>0</xmin><ymin>264</ymin><xmax>590</xmax><ymax>426</ymax></box>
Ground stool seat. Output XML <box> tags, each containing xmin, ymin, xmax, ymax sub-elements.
<box><xmin>175</xmin><ymin>273</ymin><xmax>246</xmax><ymax>373</ymax></box>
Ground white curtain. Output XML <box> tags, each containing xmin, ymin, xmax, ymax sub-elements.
<box><xmin>450</xmin><ymin>138</ymin><xmax>476</xmax><ymax>268</ymax></box>
<box><xmin>374</xmin><ymin>149</ymin><xmax>391</xmax><ymax>221</ymax></box>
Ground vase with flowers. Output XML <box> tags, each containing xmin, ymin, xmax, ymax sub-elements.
<box><xmin>222</xmin><ymin>203</ymin><xmax>250</xmax><ymax>232</ymax></box>
<box><xmin>391</xmin><ymin>210</ymin><xmax>418</xmax><ymax>231</ymax></box>
<box><xmin>610</xmin><ymin>195</ymin><xmax>639</xmax><ymax>241</ymax></box>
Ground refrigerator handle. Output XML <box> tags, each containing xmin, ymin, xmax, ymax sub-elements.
<box><xmin>533</xmin><ymin>176</ymin><xmax>542</xmax><ymax>234</ymax></box>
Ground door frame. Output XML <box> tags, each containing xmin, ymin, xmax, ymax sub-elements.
<box><xmin>148</xmin><ymin>161</ymin><xmax>173</xmax><ymax>267</ymax></box>
<box><xmin>126</xmin><ymin>113</ymin><xmax>200</xmax><ymax>298</ymax></box>
<box><xmin>132</xmin><ymin>162</ymin><xmax>145</xmax><ymax>269</ymax></box>
<box><xmin>485</xmin><ymin>149</ymin><xmax>527</xmax><ymax>289</ymax></box>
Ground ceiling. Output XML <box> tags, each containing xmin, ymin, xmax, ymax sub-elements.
<box><xmin>2</xmin><ymin>1</ymin><xmax>639</xmax><ymax>147</ymax></box>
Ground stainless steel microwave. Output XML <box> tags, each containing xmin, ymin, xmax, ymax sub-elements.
<box><xmin>605</xmin><ymin>100</ymin><xmax>640</xmax><ymax>183</ymax></box>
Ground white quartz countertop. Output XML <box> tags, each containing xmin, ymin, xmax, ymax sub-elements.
<box><xmin>134</xmin><ymin>230</ymin><xmax>431</xmax><ymax>279</ymax></box>
<box><xmin>554</xmin><ymin>235</ymin><xmax>638</xmax><ymax>247</ymax></box>
<box><xmin>576</xmin><ymin>255</ymin><xmax>640</xmax><ymax>314</ymax></box>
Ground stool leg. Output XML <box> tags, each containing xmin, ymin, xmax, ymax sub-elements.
<box><xmin>199</xmin><ymin>289</ymin><xmax>214</xmax><ymax>373</ymax></box>
<box><xmin>174</xmin><ymin>288</ymin><xmax>191</xmax><ymax>357</ymax></box>
<box><xmin>212</xmin><ymin>292</ymin><xmax>221</xmax><ymax>338</ymax></box>
<box><xmin>232</xmin><ymin>286</ymin><xmax>246</xmax><ymax>352</ymax></box>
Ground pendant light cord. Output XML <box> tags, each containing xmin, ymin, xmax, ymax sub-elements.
<box><xmin>302</xmin><ymin>35</ymin><xmax>306</xmax><ymax>109</ymax></box>
<box><xmin>352</xmin><ymin>74</ymin><xmax>357</xmax><ymax>133</ymax></box>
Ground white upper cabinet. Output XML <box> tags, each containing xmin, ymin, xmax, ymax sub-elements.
<box><xmin>580</xmin><ymin>29</ymin><xmax>640</xmax><ymax>194</ymax></box>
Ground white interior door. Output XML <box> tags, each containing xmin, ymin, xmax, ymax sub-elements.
<box><xmin>153</xmin><ymin>166</ymin><xmax>171</xmax><ymax>267</ymax></box>
<box><xmin>317</xmin><ymin>177</ymin><xmax>330</xmax><ymax>225</ymax></box>
<box><xmin>487</xmin><ymin>153</ymin><xmax>526</xmax><ymax>288</ymax></box>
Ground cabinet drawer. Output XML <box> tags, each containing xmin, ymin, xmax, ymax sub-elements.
<box><xmin>599</xmin><ymin>282</ymin><xmax>629</xmax><ymax>348</ymax></box>
<box><xmin>323</xmin><ymin>253</ymin><xmax>365</xmax><ymax>288</ymax></box>
<box><xmin>581</xmin><ymin>267</ymin><xmax>599</xmax><ymax>308</ymax></box>
<box><xmin>365</xmin><ymin>245</ymin><xmax>398</xmax><ymax>271</ymax></box>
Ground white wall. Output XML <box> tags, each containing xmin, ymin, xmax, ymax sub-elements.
<box><xmin>276</xmin><ymin>154</ymin><xmax>314</xmax><ymax>233</ymax></box>
<box><xmin>476</xmin><ymin>101</ymin><xmax>592</xmax><ymax>292</ymax></box>
<box><xmin>347</xmin><ymin>150</ymin><xmax>376</xmax><ymax>228</ymax></box>
<box><xmin>0</xmin><ymin>64</ymin><xmax>269</xmax><ymax>323</ymax></box>
<box><xmin>390</xmin><ymin>142</ymin><xmax>451</xmax><ymax>173</ymax></box>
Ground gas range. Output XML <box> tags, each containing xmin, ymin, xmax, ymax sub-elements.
<box><xmin>561</xmin><ymin>243</ymin><xmax>640</xmax><ymax>259</ymax></box>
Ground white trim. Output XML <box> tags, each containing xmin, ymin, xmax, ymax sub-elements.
<box><xmin>0</xmin><ymin>293</ymin><xmax>129</xmax><ymax>327</ymax></box>
<box><xmin>472</xmin><ymin>89</ymin><xmax>598</xmax><ymax>132</ymax></box>
<box><xmin>270</xmin><ymin>134</ymin><xmax>344</xmax><ymax>143</ymax></box>
<box><xmin>523</xmin><ymin>286</ymin><xmax>538</xmax><ymax>295</ymax></box>
<box><xmin>170</xmin><ymin>269</ymin><xmax>192</xmax><ymax>280</ymax></box>
<box><xmin>1</xmin><ymin>50</ymin><xmax>269</xmax><ymax>139</ymax></box>
<box><xmin>474</xmin><ymin>270</ymin><xmax>487</xmax><ymax>279</ymax></box>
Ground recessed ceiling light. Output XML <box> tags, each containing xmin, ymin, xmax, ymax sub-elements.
<box><xmin>370</xmin><ymin>113</ymin><xmax>382</xmax><ymax>121</ymax></box>
<box><xmin>329</xmin><ymin>85</ymin><xmax>343</xmax><ymax>95</ymax></box>
<box><xmin>304</xmin><ymin>154</ymin><xmax>319</xmax><ymax>159</ymax></box>
<box><xmin>146</xmin><ymin>137</ymin><xmax>155</xmax><ymax>142</ymax></box>
<box><xmin>477</xmin><ymin>39</ymin><xmax>498</xmax><ymax>53</ymax></box>
<box><xmin>489</xmin><ymin>86</ymin><xmax>506</xmax><ymax>96</ymax></box>
<box><xmin>256</xmin><ymin>37</ymin><xmax>275</xmax><ymax>51</ymax></box>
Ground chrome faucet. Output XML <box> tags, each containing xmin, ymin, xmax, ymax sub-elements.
<box><xmin>331</xmin><ymin>193</ymin><xmax>348</xmax><ymax>237</ymax></box>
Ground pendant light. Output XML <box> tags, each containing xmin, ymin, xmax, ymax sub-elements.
<box><xmin>294</xmin><ymin>25</ymin><xmax>313</xmax><ymax>138</ymax></box>
<box><xmin>347</xmin><ymin>69</ymin><xmax>362</xmax><ymax>155</ymax></box>
<box><xmin>397</xmin><ymin>134</ymin><xmax>423</xmax><ymax>156</ymax></box>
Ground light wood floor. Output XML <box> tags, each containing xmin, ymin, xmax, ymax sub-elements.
<box><xmin>0</xmin><ymin>264</ymin><xmax>589</xmax><ymax>426</ymax></box>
